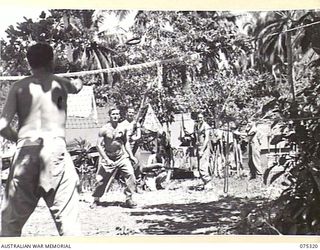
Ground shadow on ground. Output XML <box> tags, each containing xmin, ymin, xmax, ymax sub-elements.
<box><xmin>130</xmin><ymin>195</ymin><xmax>278</xmax><ymax>235</ymax></box>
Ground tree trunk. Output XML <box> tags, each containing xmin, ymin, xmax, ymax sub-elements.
<box><xmin>157</xmin><ymin>63</ymin><xmax>163</xmax><ymax>89</ymax></box>
<box><xmin>286</xmin><ymin>30</ymin><xmax>295</xmax><ymax>102</ymax></box>
<box><xmin>182</xmin><ymin>66</ymin><xmax>192</xmax><ymax>91</ymax></box>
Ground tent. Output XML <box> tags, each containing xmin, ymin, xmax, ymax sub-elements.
<box><xmin>66</xmin><ymin>86</ymin><xmax>108</xmax><ymax>148</ymax></box>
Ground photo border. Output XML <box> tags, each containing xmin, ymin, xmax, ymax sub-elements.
<box><xmin>0</xmin><ymin>0</ymin><xmax>320</xmax><ymax>248</ymax></box>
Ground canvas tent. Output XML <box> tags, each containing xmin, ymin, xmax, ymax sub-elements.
<box><xmin>66</xmin><ymin>86</ymin><xmax>109</xmax><ymax>149</ymax></box>
<box><xmin>167</xmin><ymin>113</ymin><xmax>195</xmax><ymax>148</ymax></box>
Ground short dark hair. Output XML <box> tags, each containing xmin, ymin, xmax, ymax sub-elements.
<box><xmin>127</xmin><ymin>107</ymin><xmax>135</xmax><ymax>112</ymax></box>
<box><xmin>26</xmin><ymin>43</ymin><xmax>53</xmax><ymax>69</ymax></box>
<box><xmin>108</xmin><ymin>106</ymin><xmax>120</xmax><ymax>116</ymax></box>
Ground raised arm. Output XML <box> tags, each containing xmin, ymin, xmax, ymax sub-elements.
<box><xmin>54</xmin><ymin>76</ymin><xmax>83</xmax><ymax>94</ymax></box>
<box><xmin>0</xmin><ymin>83</ymin><xmax>18</xmax><ymax>142</ymax></box>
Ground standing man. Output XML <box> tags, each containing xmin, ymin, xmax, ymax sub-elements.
<box><xmin>0</xmin><ymin>42</ymin><xmax>83</xmax><ymax>236</ymax></box>
<box><xmin>120</xmin><ymin>107</ymin><xmax>143</xmax><ymax>189</ymax></box>
<box><xmin>233</xmin><ymin>129</ymin><xmax>244</xmax><ymax>176</ymax></box>
<box><xmin>246</xmin><ymin>121</ymin><xmax>263</xmax><ymax>179</ymax></box>
<box><xmin>120</xmin><ymin>107</ymin><xmax>141</xmax><ymax>152</ymax></box>
<box><xmin>91</xmin><ymin>107</ymin><xmax>138</xmax><ymax>209</ymax></box>
<box><xmin>194</xmin><ymin>113</ymin><xmax>212</xmax><ymax>189</ymax></box>
<box><xmin>211</xmin><ymin>126</ymin><xmax>225</xmax><ymax>178</ymax></box>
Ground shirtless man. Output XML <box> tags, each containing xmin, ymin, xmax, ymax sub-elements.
<box><xmin>91</xmin><ymin>107</ymin><xmax>138</xmax><ymax>209</ymax></box>
<box><xmin>194</xmin><ymin>113</ymin><xmax>212</xmax><ymax>189</ymax></box>
<box><xmin>0</xmin><ymin>43</ymin><xmax>83</xmax><ymax>236</ymax></box>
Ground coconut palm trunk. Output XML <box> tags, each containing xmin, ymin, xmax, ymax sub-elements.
<box><xmin>286</xmin><ymin>30</ymin><xmax>295</xmax><ymax>102</ymax></box>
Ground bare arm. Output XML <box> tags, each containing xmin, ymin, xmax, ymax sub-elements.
<box><xmin>0</xmin><ymin>84</ymin><xmax>18</xmax><ymax>142</ymax></box>
<box><xmin>54</xmin><ymin>76</ymin><xmax>83</xmax><ymax>94</ymax></box>
<box><xmin>96</xmin><ymin>137</ymin><xmax>113</xmax><ymax>165</ymax></box>
<box><xmin>233</xmin><ymin>130</ymin><xmax>247</xmax><ymax>137</ymax></box>
<box><xmin>200</xmin><ymin>125</ymin><xmax>211</xmax><ymax>153</ymax></box>
<box><xmin>256</xmin><ymin>131</ymin><xmax>263</xmax><ymax>145</ymax></box>
<box><xmin>131</xmin><ymin>122</ymin><xmax>141</xmax><ymax>141</ymax></box>
<box><xmin>124</xmin><ymin>130</ymin><xmax>138</xmax><ymax>164</ymax></box>
<box><xmin>145</xmin><ymin>154</ymin><xmax>164</xmax><ymax>170</ymax></box>
<box><xmin>0</xmin><ymin>127</ymin><xmax>18</xmax><ymax>143</ymax></box>
<box><xmin>184</xmin><ymin>127</ymin><xmax>195</xmax><ymax>139</ymax></box>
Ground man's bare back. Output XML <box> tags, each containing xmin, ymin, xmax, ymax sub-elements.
<box><xmin>0</xmin><ymin>74</ymin><xmax>82</xmax><ymax>141</ymax></box>
<box><xmin>0</xmin><ymin>42</ymin><xmax>84</xmax><ymax>236</ymax></box>
<box><xmin>16</xmin><ymin>74</ymin><xmax>69</xmax><ymax>139</ymax></box>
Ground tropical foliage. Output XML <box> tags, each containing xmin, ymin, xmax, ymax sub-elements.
<box><xmin>1</xmin><ymin>9</ymin><xmax>320</xmax><ymax>234</ymax></box>
<box><xmin>71</xmin><ymin>138</ymin><xmax>98</xmax><ymax>193</ymax></box>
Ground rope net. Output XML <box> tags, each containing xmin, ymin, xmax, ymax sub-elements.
<box><xmin>0</xmin><ymin>53</ymin><xmax>201</xmax><ymax>81</ymax></box>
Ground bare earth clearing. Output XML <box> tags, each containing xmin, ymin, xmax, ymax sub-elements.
<box><xmin>21</xmin><ymin>175</ymin><xmax>283</xmax><ymax>236</ymax></box>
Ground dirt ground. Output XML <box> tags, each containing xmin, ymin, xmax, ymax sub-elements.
<box><xmin>20</xmin><ymin>173</ymin><xmax>283</xmax><ymax>236</ymax></box>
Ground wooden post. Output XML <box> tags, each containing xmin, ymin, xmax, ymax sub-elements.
<box><xmin>224</xmin><ymin>121</ymin><xmax>230</xmax><ymax>193</ymax></box>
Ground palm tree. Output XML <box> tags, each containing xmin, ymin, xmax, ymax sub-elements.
<box><xmin>52</xmin><ymin>9</ymin><xmax>136</xmax><ymax>85</ymax></box>
<box><xmin>248</xmin><ymin>10</ymin><xmax>315</xmax><ymax>101</ymax></box>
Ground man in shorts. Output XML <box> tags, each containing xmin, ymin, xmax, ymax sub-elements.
<box><xmin>0</xmin><ymin>42</ymin><xmax>83</xmax><ymax>236</ymax></box>
<box><xmin>91</xmin><ymin>107</ymin><xmax>138</xmax><ymax>208</ymax></box>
